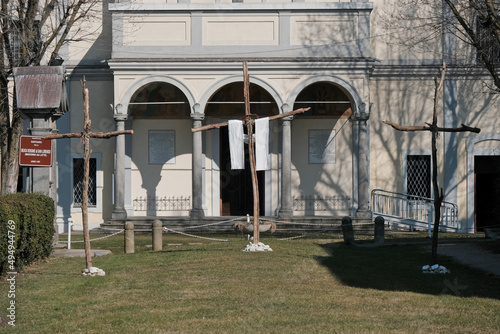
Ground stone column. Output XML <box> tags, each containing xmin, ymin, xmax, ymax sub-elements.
<box><xmin>112</xmin><ymin>114</ymin><xmax>127</xmax><ymax>220</ymax></box>
<box><xmin>279</xmin><ymin>115</ymin><xmax>294</xmax><ymax>219</ymax></box>
<box><xmin>190</xmin><ymin>109</ymin><xmax>205</xmax><ymax>218</ymax></box>
<box><xmin>356</xmin><ymin>104</ymin><xmax>371</xmax><ymax>217</ymax></box>
<box><xmin>29</xmin><ymin>116</ymin><xmax>56</xmax><ymax>196</ymax></box>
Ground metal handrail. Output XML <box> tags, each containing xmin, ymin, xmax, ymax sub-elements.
<box><xmin>370</xmin><ymin>189</ymin><xmax>459</xmax><ymax>231</ymax></box>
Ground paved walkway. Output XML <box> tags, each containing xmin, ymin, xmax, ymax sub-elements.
<box><xmin>438</xmin><ymin>242</ymin><xmax>500</xmax><ymax>277</ymax></box>
<box><xmin>51</xmin><ymin>248</ymin><xmax>112</xmax><ymax>258</ymax></box>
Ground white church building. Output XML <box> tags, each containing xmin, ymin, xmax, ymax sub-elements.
<box><xmin>21</xmin><ymin>0</ymin><xmax>500</xmax><ymax>233</ymax></box>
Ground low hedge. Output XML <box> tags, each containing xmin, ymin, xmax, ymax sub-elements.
<box><xmin>0</xmin><ymin>193</ymin><xmax>55</xmax><ymax>276</ymax></box>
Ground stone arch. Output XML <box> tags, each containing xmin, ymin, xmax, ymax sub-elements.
<box><xmin>115</xmin><ymin>75</ymin><xmax>196</xmax><ymax>117</ymax></box>
<box><xmin>286</xmin><ymin>75</ymin><xmax>364</xmax><ymax>115</ymax></box>
<box><xmin>198</xmin><ymin>75</ymin><xmax>284</xmax><ymax>114</ymax></box>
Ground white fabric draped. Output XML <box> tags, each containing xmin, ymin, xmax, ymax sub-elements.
<box><xmin>228</xmin><ymin>120</ymin><xmax>244</xmax><ymax>169</ymax></box>
<box><xmin>255</xmin><ymin>117</ymin><xmax>270</xmax><ymax>171</ymax></box>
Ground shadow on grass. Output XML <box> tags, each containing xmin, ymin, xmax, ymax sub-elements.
<box><xmin>316</xmin><ymin>242</ymin><xmax>500</xmax><ymax>300</ymax></box>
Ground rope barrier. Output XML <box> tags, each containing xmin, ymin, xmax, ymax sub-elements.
<box><xmin>163</xmin><ymin>227</ymin><xmax>228</xmax><ymax>242</ymax></box>
<box><xmin>59</xmin><ymin>229</ymin><xmax>124</xmax><ymax>244</ymax></box>
<box><xmin>181</xmin><ymin>216</ymin><xmax>246</xmax><ymax>229</ymax></box>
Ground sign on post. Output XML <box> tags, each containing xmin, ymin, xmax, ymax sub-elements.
<box><xmin>19</xmin><ymin>136</ymin><xmax>52</xmax><ymax>167</ymax></box>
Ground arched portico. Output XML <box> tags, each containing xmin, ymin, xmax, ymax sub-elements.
<box><xmin>200</xmin><ymin>77</ymin><xmax>284</xmax><ymax>216</ymax></box>
<box><xmin>112</xmin><ymin>76</ymin><xmax>197</xmax><ymax>219</ymax></box>
<box><xmin>284</xmin><ymin>76</ymin><xmax>370</xmax><ymax>218</ymax></box>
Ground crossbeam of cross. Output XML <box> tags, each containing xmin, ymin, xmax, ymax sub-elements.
<box><xmin>44</xmin><ymin>78</ymin><xmax>133</xmax><ymax>269</ymax></box>
<box><xmin>192</xmin><ymin>62</ymin><xmax>310</xmax><ymax>244</ymax></box>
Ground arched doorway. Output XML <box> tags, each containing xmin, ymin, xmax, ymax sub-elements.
<box><xmin>206</xmin><ymin>82</ymin><xmax>279</xmax><ymax>216</ymax></box>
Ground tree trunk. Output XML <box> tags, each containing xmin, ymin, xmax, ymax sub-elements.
<box><xmin>1</xmin><ymin>114</ymin><xmax>23</xmax><ymax>195</ymax></box>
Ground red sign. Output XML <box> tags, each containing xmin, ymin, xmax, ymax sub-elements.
<box><xmin>19</xmin><ymin>136</ymin><xmax>52</xmax><ymax>167</ymax></box>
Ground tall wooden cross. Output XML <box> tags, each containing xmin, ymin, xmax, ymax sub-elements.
<box><xmin>383</xmin><ymin>63</ymin><xmax>480</xmax><ymax>264</ymax></box>
<box><xmin>193</xmin><ymin>62</ymin><xmax>309</xmax><ymax>244</ymax></box>
<box><xmin>44</xmin><ymin>78</ymin><xmax>133</xmax><ymax>269</ymax></box>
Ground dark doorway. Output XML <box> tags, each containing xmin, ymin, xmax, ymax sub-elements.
<box><xmin>219</xmin><ymin>127</ymin><xmax>265</xmax><ymax>216</ymax></box>
<box><xmin>475</xmin><ymin>156</ymin><xmax>500</xmax><ymax>231</ymax></box>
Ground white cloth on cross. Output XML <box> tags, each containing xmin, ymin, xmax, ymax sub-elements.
<box><xmin>228</xmin><ymin>120</ymin><xmax>245</xmax><ymax>169</ymax></box>
<box><xmin>255</xmin><ymin>117</ymin><xmax>270</xmax><ymax>171</ymax></box>
<box><xmin>228</xmin><ymin>117</ymin><xmax>270</xmax><ymax>170</ymax></box>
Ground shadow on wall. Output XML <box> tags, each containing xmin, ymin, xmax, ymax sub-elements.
<box><xmin>292</xmin><ymin>117</ymin><xmax>353</xmax><ymax>216</ymax></box>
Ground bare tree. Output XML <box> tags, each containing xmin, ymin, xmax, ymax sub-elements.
<box><xmin>376</xmin><ymin>0</ymin><xmax>500</xmax><ymax>93</ymax></box>
<box><xmin>0</xmin><ymin>0</ymin><xmax>101</xmax><ymax>195</ymax></box>
<box><xmin>384</xmin><ymin>64</ymin><xmax>481</xmax><ymax>264</ymax></box>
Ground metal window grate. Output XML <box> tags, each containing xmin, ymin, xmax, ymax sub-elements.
<box><xmin>407</xmin><ymin>155</ymin><xmax>431</xmax><ymax>198</ymax></box>
<box><xmin>477</xmin><ymin>18</ymin><xmax>500</xmax><ymax>64</ymax></box>
<box><xmin>73</xmin><ymin>158</ymin><xmax>97</xmax><ymax>206</ymax></box>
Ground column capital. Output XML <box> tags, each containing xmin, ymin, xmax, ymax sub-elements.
<box><xmin>281</xmin><ymin>103</ymin><xmax>292</xmax><ymax>114</ymax></box>
<box><xmin>354</xmin><ymin>102</ymin><xmax>371</xmax><ymax>121</ymax></box>
<box><xmin>191</xmin><ymin>111</ymin><xmax>205</xmax><ymax>122</ymax></box>
<box><xmin>114</xmin><ymin>104</ymin><xmax>128</xmax><ymax>121</ymax></box>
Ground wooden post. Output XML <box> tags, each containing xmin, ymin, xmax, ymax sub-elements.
<box><xmin>191</xmin><ymin>62</ymin><xmax>310</xmax><ymax>247</ymax></box>
<box><xmin>44</xmin><ymin>78</ymin><xmax>133</xmax><ymax>269</ymax></box>
<box><xmin>243</xmin><ymin>62</ymin><xmax>260</xmax><ymax>244</ymax></box>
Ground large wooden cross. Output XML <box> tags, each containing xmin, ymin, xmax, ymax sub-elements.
<box><xmin>383</xmin><ymin>63</ymin><xmax>480</xmax><ymax>264</ymax></box>
<box><xmin>44</xmin><ymin>78</ymin><xmax>133</xmax><ymax>269</ymax></box>
<box><xmin>193</xmin><ymin>62</ymin><xmax>309</xmax><ymax>244</ymax></box>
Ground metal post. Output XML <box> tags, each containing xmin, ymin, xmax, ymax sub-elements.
<box><xmin>67</xmin><ymin>218</ymin><xmax>73</xmax><ymax>250</ymax></box>
<box><xmin>428</xmin><ymin>207</ymin><xmax>432</xmax><ymax>238</ymax></box>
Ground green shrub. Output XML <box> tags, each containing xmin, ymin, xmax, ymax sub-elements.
<box><xmin>0</xmin><ymin>193</ymin><xmax>55</xmax><ymax>276</ymax></box>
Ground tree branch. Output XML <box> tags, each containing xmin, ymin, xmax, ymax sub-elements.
<box><xmin>382</xmin><ymin>120</ymin><xmax>480</xmax><ymax>134</ymax></box>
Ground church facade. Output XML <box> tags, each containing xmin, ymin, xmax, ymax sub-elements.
<box><xmin>44</xmin><ymin>0</ymin><xmax>499</xmax><ymax>233</ymax></box>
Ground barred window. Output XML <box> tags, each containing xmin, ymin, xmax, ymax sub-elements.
<box><xmin>407</xmin><ymin>155</ymin><xmax>431</xmax><ymax>199</ymax></box>
<box><xmin>9</xmin><ymin>20</ymin><xmax>42</xmax><ymax>67</ymax></box>
<box><xmin>476</xmin><ymin>18</ymin><xmax>500</xmax><ymax>64</ymax></box>
<box><xmin>73</xmin><ymin>158</ymin><xmax>97</xmax><ymax>206</ymax></box>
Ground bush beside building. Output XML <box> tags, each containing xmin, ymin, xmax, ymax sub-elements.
<box><xmin>0</xmin><ymin>193</ymin><xmax>55</xmax><ymax>276</ymax></box>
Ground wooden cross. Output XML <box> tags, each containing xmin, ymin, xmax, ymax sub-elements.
<box><xmin>383</xmin><ymin>63</ymin><xmax>480</xmax><ymax>264</ymax></box>
<box><xmin>193</xmin><ymin>62</ymin><xmax>309</xmax><ymax>244</ymax></box>
<box><xmin>44</xmin><ymin>78</ymin><xmax>133</xmax><ymax>269</ymax></box>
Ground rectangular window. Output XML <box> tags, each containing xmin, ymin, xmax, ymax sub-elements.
<box><xmin>407</xmin><ymin>155</ymin><xmax>431</xmax><ymax>199</ymax></box>
<box><xmin>73</xmin><ymin>158</ymin><xmax>97</xmax><ymax>206</ymax></box>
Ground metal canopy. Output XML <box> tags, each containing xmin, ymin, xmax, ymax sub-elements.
<box><xmin>13</xmin><ymin>66</ymin><xmax>67</xmax><ymax>114</ymax></box>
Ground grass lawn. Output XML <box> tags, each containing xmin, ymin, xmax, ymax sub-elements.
<box><xmin>1</xmin><ymin>231</ymin><xmax>499</xmax><ymax>333</ymax></box>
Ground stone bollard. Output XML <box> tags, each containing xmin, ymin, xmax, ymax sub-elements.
<box><xmin>341</xmin><ymin>216</ymin><xmax>355</xmax><ymax>245</ymax></box>
<box><xmin>124</xmin><ymin>222</ymin><xmax>135</xmax><ymax>254</ymax></box>
<box><xmin>374</xmin><ymin>216</ymin><xmax>385</xmax><ymax>245</ymax></box>
<box><xmin>152</xmin><ymin>219</ymin><xmax>163</xmax><ymax>251</ymax></box>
